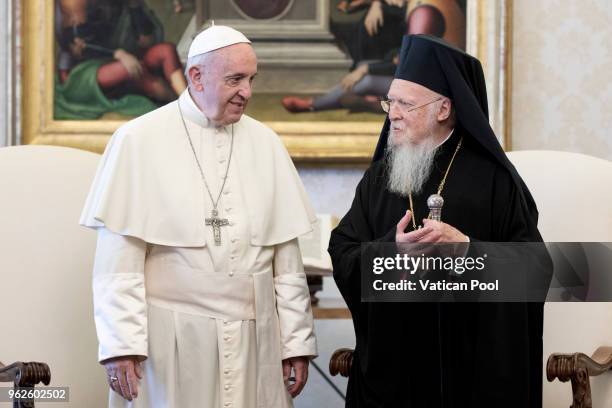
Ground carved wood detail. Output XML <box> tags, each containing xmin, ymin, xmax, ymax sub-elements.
<box><xmin>0</xmin><ymin>361</ymin><xmax>51</xmax><ymax>408</ymax></box>
<box><xmin>329</xmin><ymin>348</ymin><xmax>354</xmax><ymax>378</ymax></box>
<box><xmin>547</xmin><ymin>346</ymin><xmax>612</xmax><ymax>408</ymax></box>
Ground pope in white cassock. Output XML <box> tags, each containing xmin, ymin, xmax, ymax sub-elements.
<box><xmin>80</xmin><ymin>25</ymin><xmax>318</xmax><ymax>408</ymax></box>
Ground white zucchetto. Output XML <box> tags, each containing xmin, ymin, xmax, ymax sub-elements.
<box><xmin>187</xmin><ymin>25</ymin><xmax>251</xmax><ymax>58</ymax></box>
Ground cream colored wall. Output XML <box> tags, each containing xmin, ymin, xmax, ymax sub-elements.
<box><xmin>512</xmin><ymin>0</ymin><xmax>612</xmax><ymax>159</ymax></box>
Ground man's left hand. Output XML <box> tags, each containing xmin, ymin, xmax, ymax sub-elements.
<box><xmin>282</xmin><ymin>356</ymin><xmax>309</xmax><ymax>398</ymax></box>
<box><xmin>417</xmin><ymin>218</ymin><xmax>467</xmax><ymax>242</ymax></box>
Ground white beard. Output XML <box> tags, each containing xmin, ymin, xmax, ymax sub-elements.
<box><xmin>384</xmin><ymin>130</ymin><xmax>440</xmax><ymax>197</ymax></box>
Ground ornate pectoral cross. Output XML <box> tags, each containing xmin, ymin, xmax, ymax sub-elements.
<box><xmin>205</xmin><ymin>209</ymin><xmax>229</xmax><ymax>245</ymax></box>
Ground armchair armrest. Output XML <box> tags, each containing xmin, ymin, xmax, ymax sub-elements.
<box><xmin>0</xmin><ymin>361</ymin><xmax>51</xmax><ymax>408</ymax></box>
<box><xmin>547</xmin><ymin>346</ymin><xmax>612</xmax><ymax>408</ymax></box>
<box><xmin>329</xmin><ymin>348</ymin><xmax>354</xmax><ymax>377</ymax></box>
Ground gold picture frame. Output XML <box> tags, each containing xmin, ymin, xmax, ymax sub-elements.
<box><xmin>21</xmin><ymin>0</ymin><xmax>512</xmax><ymax>162</ymax></box>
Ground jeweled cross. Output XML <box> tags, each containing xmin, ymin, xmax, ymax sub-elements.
<box><xmin>205</xmin><ymin>209</ymin><xmax>229</xmax><ymax>245</ymax></box>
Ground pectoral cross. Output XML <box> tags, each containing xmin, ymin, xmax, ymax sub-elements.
<box><xmin>205</xmin><ymin>209</ymin><xmax>229</xmax><ymax>245</ymax></box>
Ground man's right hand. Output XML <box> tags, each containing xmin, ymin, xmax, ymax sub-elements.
<box><xmin>395</xmin><ymin>211</ymin><xmax>469</xmax><ymax>258</ymax></box>
<box><xmin>395</xmin><ymin>210</ymin><xmax>433</xmax><ymax>243</ymax></box>
<box><xmin>103</xmin><ymin>356</ymin><xmax>143</xmax><ymax>401</ymax></box>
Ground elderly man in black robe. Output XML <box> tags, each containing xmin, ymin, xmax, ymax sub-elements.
<box><xmin>328</xmin><ymin>35</ymin><xmax>549</xmax><ymax>407</ymax></box>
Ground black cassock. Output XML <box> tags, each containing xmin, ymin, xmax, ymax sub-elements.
<box><xmin>329</xmin><ymin>129</ymin><xmax>546</xmax><ymax>408</ymax></box>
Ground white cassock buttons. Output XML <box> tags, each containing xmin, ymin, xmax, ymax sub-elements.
<box><xmin>224</xmin><ymin>385</ymin><xmax>230</xmax><ymax>390</ymax></box>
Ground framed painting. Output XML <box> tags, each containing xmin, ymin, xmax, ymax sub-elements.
<box><xmin>21</xmin><ymin>0</ymin><xmax>512</xmax><ymax>162</ymax></box>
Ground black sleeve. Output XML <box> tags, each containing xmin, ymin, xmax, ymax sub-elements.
<box><xmin>328</xmin><ymin>168</ymin><xmax>396</xmax><ymax>313</ymax></box>
<box><xmin>329</xmin><ymin>169</ymin><xmax>372</xmax><ymax>313</ymax></box>
<box><xmin>490</xmin><ymin>165</ymin><xmax>552</xmax><ymax>299</ymax></box>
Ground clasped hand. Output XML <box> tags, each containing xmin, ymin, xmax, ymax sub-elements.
<box><xmin>395</xmin><ymin>210</ymin><xmax>467</xmax><ymax>243</ymax></box>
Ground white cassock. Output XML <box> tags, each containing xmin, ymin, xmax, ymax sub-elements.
<box><xmin>80</xmin><ymin>91</ymin><xmax>318</xmax><ymax>408</ymax></box>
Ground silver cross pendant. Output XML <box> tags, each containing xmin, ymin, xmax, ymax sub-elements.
<box><xmin>205</xmin><ymin>209</ymin><xmax>229</xmax><ymax>245</ymax></box>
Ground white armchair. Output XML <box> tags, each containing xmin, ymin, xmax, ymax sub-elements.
<box><xmin>0</xmin><ymin>146</ymin><xmax>106</xmax><ymax>407</ymax></box>
<box><xmin>507</xmin><ymin>150</ymin><xmax>612</xmax><ymax>408</ymax></box>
